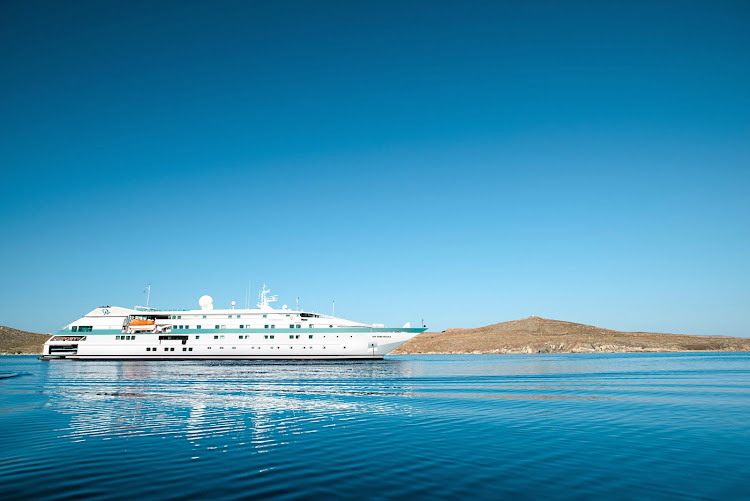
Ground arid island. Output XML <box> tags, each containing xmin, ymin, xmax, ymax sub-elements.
<box><xmin>2</xmin><ymin>317</ymin><xmax>749</xmax><ymax>355</ymax></box>
<box><xmin>392</xmin><ymin>316</ymin><xmax>750</xmax><ymax>354</ymax></box>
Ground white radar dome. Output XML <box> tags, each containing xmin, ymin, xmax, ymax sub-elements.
<box><xmin>199</xmin><ymin>295</ymin><xmax>214</xmax><ymax>310</ymax></box>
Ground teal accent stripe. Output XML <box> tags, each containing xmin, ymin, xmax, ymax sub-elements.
<box><xmin>58</xmin><ymin>327</ymin><xmax>426</xmax><ymax>336</ymax></box>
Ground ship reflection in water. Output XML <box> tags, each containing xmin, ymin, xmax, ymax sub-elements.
<box><xmin>46</xmin><ymin>360</ymin><xmax>417</xmax><ymax>451</ymax></box>
<box><xmin>2</xmin><ymin>354</ymin><xmax>750</xmax><ymax>500</ymax></box>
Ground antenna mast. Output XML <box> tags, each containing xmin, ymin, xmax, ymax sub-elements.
<box><xmin>257</xmin><ymin>284</ymin><xmax>278</xmax><ymax>308</ymax></box>
<box><xmin>145</xmin><ymin>283</ymin><xmax>151</xmax><ymax>308</ymax></box>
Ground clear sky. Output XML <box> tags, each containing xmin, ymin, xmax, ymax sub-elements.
<box><xmin>1</xmin><ymin>1</ymin><xmax>748</xmax><ymax>336</ymax></box>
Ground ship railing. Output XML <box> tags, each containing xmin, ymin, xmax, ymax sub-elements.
<box><xmin>51</xmin><ymin>335</ymin><xmax>86</xmax><ymax>342</ymax></box>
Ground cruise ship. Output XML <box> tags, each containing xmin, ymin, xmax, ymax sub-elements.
<box><xmin>41</xmin><ymin>286</ymin><xmax>425</xmax><ymax>360</ymax></box>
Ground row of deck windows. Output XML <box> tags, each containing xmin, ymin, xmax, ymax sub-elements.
<box><xmin>171</xmin><ymin>314</ymin><xmax>289</xmax><ymax>321</ymax></box>
<box><xmin>117</xmin><ymin>334</ymin><xmax>316</xmax><ymax>341</ymax></box>
<box><xmin>71</xmin><ymin>326</ymin><xmax>93</xmax><ymax>332</ymax></box>
<box><xmin>145</xmin><ymin>347</ymin><xmax>196</xmax><ymax>352</ymax></box>
<box><xmin>166</xmin><ymin>324</ymin><xmax>335</xmax><ymax>330</ymax></box>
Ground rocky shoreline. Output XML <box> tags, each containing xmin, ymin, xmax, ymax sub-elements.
<box><xmin>392</xmin><ymin>317</ymin><xmax>750</xmax><ymax>355</ymax></box>
<box><xmin>0</xmin><ymin>326</ymin><xmax>52</xmax><ymax>355</ymax></box>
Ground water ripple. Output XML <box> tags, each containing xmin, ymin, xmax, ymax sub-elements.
<box><xmin>0</xmin><ymin>353</ymin><xmax>749</xmax><ymax>500</ymax></box>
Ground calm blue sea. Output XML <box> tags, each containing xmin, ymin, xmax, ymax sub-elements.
<box><xmin>1</xmin><ymin>353</ymin><xmax>749</xmax><ymax>500</ymax></box>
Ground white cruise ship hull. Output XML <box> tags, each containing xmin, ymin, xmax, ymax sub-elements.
<box><xmin>41</xmin><ymin>300</ymin><xmax>425</xmax><ymax>361</ymax></box>
<box><xmin>42</xmin><ymin>329</ymin><xmax>419</xmax><ymax>360</ymax></box>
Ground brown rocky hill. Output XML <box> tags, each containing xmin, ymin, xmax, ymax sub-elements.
<box><xmin>392</xmin><ymin>316</ymin><xmax>750</xmax><ymax>354</ymax></box>
<box><xmin>0</xmin><ymin>326</ymin><xmax>51</xmax><ymax>355</ymax></box>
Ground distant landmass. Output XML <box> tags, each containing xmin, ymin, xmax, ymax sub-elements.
<box><xmin>0</xmin><ymin>326</ymin><xmax>52</xmax><ymax>355</ymax></box>
<box><xmin>2</xmin><ymin>317</ymin><xmax>749</xmax><ymax>355</ymax></box>
<box><xmin>393</xmin><ymin>316</ymin><xmax>750</xmax><ymax>354</ymax></box>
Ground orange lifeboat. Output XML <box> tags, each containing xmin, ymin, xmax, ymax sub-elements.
<box><xmin>129</xmin><ymin>319</ymin><xmax>155</xmax><ymax>326</ymax></box>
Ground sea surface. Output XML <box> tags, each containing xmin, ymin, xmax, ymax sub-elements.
<box><xmin>1</xmin><ymin>353</ymin><xmax>749</xmax><ymax>500</ymax></box>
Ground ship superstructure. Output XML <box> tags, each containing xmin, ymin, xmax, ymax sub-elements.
<box><xmin>41</xmin><ymin>286</ymin><xmax>425</xmax><ymax>360</ymax></box>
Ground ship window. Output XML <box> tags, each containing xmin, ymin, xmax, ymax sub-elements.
<box><xmin>289</xmin><ymin>335</ymin><xmax>294</xmax><ymax>339</ymax></box>
<box><xmin>146</xmin><ymin>347</ymin><xmax>150</xmax><ymax>351</ymax></box>
<box><xmin>214</xmin><ymin>335</ymin><xmax>219</xmax><ymax>339</ymax></box>
<box><xmin>116</xmin><ymin>335</ymin><xmax>121</xmax><ymax>340</ymax></box>
<box><xmin>289</xmin><ymin>325</ymin><xmax>294</xmax><ymax>329</ymax></box>
<box><xmin>271</xmin><ymin>325</ymin><xmax>275</xmax><ymax>329</ymax></box>
<box><xmin>132</xmin><ymin>336</ymin><xmax>136</xmax><ymax>340</ymax></box>
<box><xmin>296</xmin><ymin>325</ymin><xmax>301</xmax><ymax>328</ymax></box>
<box><xmin>189</xmin><ymin>348</ymin><xmax>193</xmax><ymax>351</ymax></box>
<box><xmin>202</xmin><ymin>315</ymin><xmax>206</xmax><ymax>318</ymax></box>
<box><xmin>220</xmin><ymin>335</ymin><xmax>224</xmax><ymax>339</ymax></box>
<box><xmin>309</xmin><ymin>325</ymin><xmax>313</xmax><ymax>328</ymax></box>
<box><xmin>196</xmin><ymin>335</ymin><xmax>200</xmax><ymax>339</ymax></box>
<box><xmin>170</xmin><ymin>347</ymin><xmax>175</xmax><ymax>351</ymax></box>
<box><xmin>240</xmin><ymin>325</ymin><xmax>244</xmax><ymax>329</ymax></box>
<box><xmin>182</xmin><ymin>347</ymin><xmax>186</xmax><ymax>351</ymax></box>
<box><xmin>72</xmin><ymin>326</ymin><xmax>78</xmax><ymax>332</ymax></box>
<box><xmin>228</xmin><ymin>315</ymin><xmax>232</xmax><ymax>318</ymax></box>
<box><xmin>270</xmin><ymin>335</ymin><xmax>274</xmax><ymax>339</ymax></box>
<box><xmin>232</xmin><ymin>347</ymin><xmax>236</xmax><ymax>349</ymax></box>
<box><xmin>197</xmin><ymin>326</ymin><xmax>201</xmax><ymax>329</ymax></box>
<box><xmin>309</xmin><ymin>335</ymin><xmax>313</xmax><ymax>339</ymax></box>
<box><xmin>164</xmin><ymin>348</ymin><xmax>168</xmax><ymax>351</ymax></box>
<box><xmin>220</xmin><ymin>347</ymin><xmax>224</xmax><ymax>349</ymax></box>
<box><xmin>221</xmin><ymin>325</ymin><xmax>226</xmax><ymax>329</ymax></box>
<box><xmin>263</xmin><ymin>314</ymin><xmax>267</xmax><ymax>318</ymax></box>
<box><xmin>237</xmin><ymin>315</ymin><xmax>241</xmax><ymax>318</ymax></box>
<box><xmin>329</xmin><ymin>325</ymin><xmax>333</xmax><ymax>328</ymax></box>
<box><xmin>215</xmin><ymin>325</ymin><xmax>220</xmax><ymax>329</ymax></box>
<box><xmin>264</xmin><ymin>325</ymin><xmax>269</xmax><ymax>329</ymax></box>
<box><xmin>78</xmin><ymin>326</ymin><xmax>93</xmax><ymax>332</ymax></box>
<box><xmin>264</xmin><ymin>335</ymin><xmax>268</xmax><ymax>339</ymax></box>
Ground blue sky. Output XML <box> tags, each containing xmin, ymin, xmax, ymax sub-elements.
<box><xmin>1</xmin><ymin>1</ymin><xmax>748</xmax><ymax>336</ymax></box>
